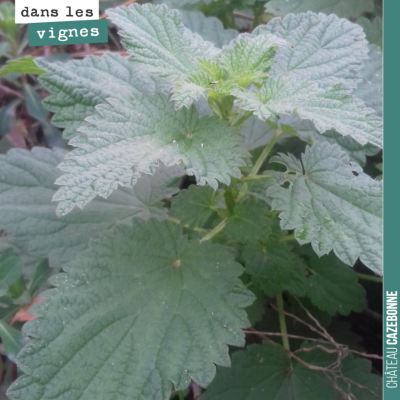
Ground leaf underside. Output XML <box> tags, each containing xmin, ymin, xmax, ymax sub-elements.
<box><xmin>8</xmin><ymin>220</ymin><xmax>255</xmax><ymax>400</ymax></box>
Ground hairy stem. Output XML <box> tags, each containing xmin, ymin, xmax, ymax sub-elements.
<box><xmin>200</xmin><ymin>218</ymin><xmax>227</xmax><ymax>243</ymax></box>
<box><xmin>236</xmin><ymin>129</ymin><xmax>281</xmax><ymax>203</ymax></box>
<box><xmin>232</xmin><ymin>111</ymin><xmax>252</xmax><ymax>128</ymax></box>
<box><xmin>250</xmin><ymin>128</ymin><xmax>282</xmax><ymax>177</ymax></box>
<box><xmin>276</xmin><ymin>293</ymin><xmax>290</xmax><ymax>352</ymax></box>
<box><xmin>241</xmin><ymin>174</ymin><xmax>272</xmax><ymax>181</ymax></box>
<box><xmin>356</xmin><ymin>273</ymin><xmax>383</xmax><ymax>283</ymax></box>
<box><xmin>167</xmin><ymin>216</ymin><xmax>206</xmax><ymax>233</ymax></box>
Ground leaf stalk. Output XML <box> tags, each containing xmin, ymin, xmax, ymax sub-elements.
<box><xmin>200</xmin><ymin>218</ymin><xmax>227</xmax><ymax>243</ymax></box>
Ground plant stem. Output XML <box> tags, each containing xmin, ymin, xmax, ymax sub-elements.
<box><xmin>241</xmin><ymin>174</ymin><xmax>272</xmax><ymax>181</ymax></box>
<box><xmin>236</xmin><ymin>129</ymin><xmax>281</xmax><ymax>203</ymax></box>
<box><xmin>177</xmin><ymin>391</ymin><xmax>185</xmax><ymax>400</ymax></box>
<box><xmin>224</xmin><ymin>190</ymin><xmax>235</xmax><ymax>214</ymax></box>
<box><xmin>167</xmin><ymin>216</ymin><xmax>206</xmax><ymax>233</ymax></box>
<box><xmin>279</xmin><ymin>234</ymin><xmax>295</xmax><ymax>242</ymax></box>
<box><xmin>276</xmin><ymin>293</ymin><xmax>290</xmax><ymax>352</ymax></box>
<box><xmin>357</xmin><ymin>273</ymin><xmax>383</xmax><ymax>283</ymax></box>
<box><xmin>232</xmin><ymin>112</ymin><xmax>252</xmax><ymax>128</ymax></box>
<box><xmin>200</xmin><ymin>218</ymin><xmax>227</xmax><ymax>243</ymax></box>
<box><xmin>249</xmin><ymin>128</ymin><xmax>282</xmax><ymax>177</ymax></box>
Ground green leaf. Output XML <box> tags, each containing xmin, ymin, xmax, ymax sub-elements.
<box><xmin>301</xmin><ymin>249</ymin><xmax>366</xmax><ymax>315</ymax></box>
<box><xmin>180</xmin><ymin>11</ymin><xmax>238</xmax><ymax>48</ymax></box>
<box><xmin>8</xmin><ymin>219</ymin><xmax>254</xmax><ymax>400</ymax></box>
<box><xmin>0</xmin><ymin>2</ymin><xmax>21</xmax><ymax>44</ymax></box>
<box><xmin>0</xmin><ymin>42</ymin><xmax>10</xmax><ymax>57</ymax></box>
<box><xmin>0</xmin><ymin>320</ymin><xmax>29</xmax><ymax>362</ymax></box>
<box><xmin>240</xmin><ymin>116</ymin><xmax>276</xmax><ymax>151</ymax></box>
<box><xmin>354</xmin><ymin>44</ymin><xmax>382</xmax><ymax>117</ymax></box>
<box><xmin>107</xmin><ymin>4</ymin><xmax>218</xmax><ymax>81</ymax></box>
<box><xmin>0</xmin><ymin>249</ymin><xmax>23</xmax><ymax>297</ymax></box>
<box><xmin>171</xmin><ymin>67</ymin><xmax>233</xmax><ymax>110</ymax></box>
<box><xmin>0</xmin><ymin>57</ymin><xmax>45</xmax><ymax>77</ymax></box>
<box><xmin>23</xmin><ymin>85</ymin><xmax>49</xmax><ymax>122</ymax></box>
<box><xmin>0</xmin><ymin>147</ymin><xmax>183</xmax><ymax>268</ymax></box>
<box><xmin>171</xmin><ymin>30</ymin><xmax>288</xmax><ymax>110</ymax></box>
<box><xmin>242</xmin><ymin>239</ymin><xmax>309</xmax><ymax>297</ymax></box>
<box><xmin>171</xmin><ymin>185</ymin><xmax>218</xmax><ymax>228</ymax></box>
<box><xmin>35</xmin><ymin>53</ymin><xmax>168</xmax><ymax>139</ymax></box>
<box><xmin>28</xmin><ymin>260</ymin><xmax>52</xmax><ymax>296</ymax></box>
<box><xmin>201</xmin><ymin>343</ymin><xmax>382</xmax><ymax>400</ymax></box>
<box><xmin>267</xmin><ymin>142</ymin><xmax>383</xmax><ymax>274</ymax></box>
<box><xmin>160</xmin><ymin>0</ymin><xmax>216</xmax><ymax>8</ymax></box>
<box><xmin>281</xmin><ymin>114</ymin><xmax>379</xmax><ymax>167</ymax></box>
<box><xmin>225</xmin><ymin>198</ymin><xmax>272</xmax><ymax>243</ymax></box>
<box><xmin>0</xmin><ymin>103</ymin><xmax>16</xmax><ymax>137</ymax></box>
<box><xmin>232</xmin><ymin>77</ymin><xmax>383</xmax><ymax>148</ymax></box>
<box><xmin>220</xmin><ymin>33</ymin><xmax>287</xmax><ymax>88</ymax></box>
<box><xmin>357</xmin><ymin>17</ymin><xmax>382</xmax><ymax>48</ymax></box>
<box><xmin>266</xmin><ymin>0</ymin><xmax>374</xmax><ymax>18</ymax></box>
<box><xmin>257</xmin><ymin>12</ymin><xmax>369</xmax><ymax>88</ymax></box>
<box><xmin>53</xmin><ymin>95</ymin><xmax>247</xmax><ymax>216</ymax></box>
<box><xmin>244</xmin><ymin>288</ymin><xmax>265</xmax><ymax>326</ymax></box>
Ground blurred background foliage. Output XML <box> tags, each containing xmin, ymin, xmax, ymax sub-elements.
<box><xmin>0</xmin><ymin>0</ymin><xmax>383</xmax><ymax>398</ymax></box>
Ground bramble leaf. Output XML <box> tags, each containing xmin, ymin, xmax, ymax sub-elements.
<box><xmin>53</xmin><ymin>95</ymin><xmax>247</xmax><ymax>216</ymax></box>
<box><xmin>0</xmin><ymin>148</ymin><xmax>183</xmax><ymax>268</ymax></box>
<box><xmin>201</xmin><ymin>343</ymin><xmax>382</xmax><ymax>400</ymax></box>
<box><xmin>266</xmin><ymin>0</ymin><xmax>374</xmax><ymax>19</ymax></box>
<box><xmin>35</xmin><ymin>54</ymin><xmax>168</xmax><ymax>139</ymax></box>
<box><xmin>241</xmin><ymin>239</ymin><xmax>309</xmax><ymax>297</ymax></box>
<box><xmin>300</xmin><ymin>249</ymin><xmax>366</xmax><ymax>315</ymax></box>
<box><xmin>232</xmin><ymin>77</ymin><xmax>383</xmax><ymax>148</ymax></box>
<box><xmin>267</xmin><ymin>142</ymin><xmax>383</xmax><ymax>274</ymax></box>
<box><xmin>171</xmin><ymin>185</ymin><xmax>218</xmax><ymax>228</ymax></box>
<box><xmin>107</xmin><ymin>4</ymin><xmax>218</xmax><ymax>81</ymax></box>
<box><xmin>8</xmin><ymin>219</ymin><xmax>255</xmax><ymax>400</ymax></box>
<box><xmin>257</xmin><ymin>12</ymin><xmax>369</xmax><ymax>88</ymax></box>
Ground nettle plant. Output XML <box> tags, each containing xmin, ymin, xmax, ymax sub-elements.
<box><xmin>0</xmin><ymin>3</ymin><xmax>383</xmax><ymax>400</ymax></box>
